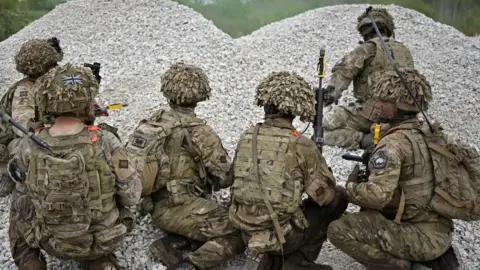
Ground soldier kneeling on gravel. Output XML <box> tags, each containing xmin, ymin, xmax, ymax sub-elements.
<box><xmin>327</xmin><ymin>69</ymin><xmax>460</xmax><ymax>270</ymax></box>
<box><xmin>0</xmin><ymin>37</ymin><xmax>63</xmax><ymax>197</ymax></box>
<box><xmin>125</xmin><ymin>62</ymin><xmax>245</xmax><ymax>270</ymax></box>
<box><xmin>321</xmin><ymin>7</ymin><xmax>415</xmax><ymax>150</ymax></box>
<box><xmin>8</xmin><ymin>63</ymin><xmax>142</xmax><ymax>270</ymax></box>
<box><xmin>229</xmin><ymin>71</ymin><xmax>349</xmax><ymax>270</ymax></box>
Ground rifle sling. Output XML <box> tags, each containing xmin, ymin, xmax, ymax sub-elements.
<box><xmin>252</xmin><ymin>124</ymin><xmax>286</xmax><ymax>245</ymax></box>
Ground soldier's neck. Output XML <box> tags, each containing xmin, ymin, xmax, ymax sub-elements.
<box><xmin>170</xmin><ymin>105</ymin><xmax>196</xmax><ymax>116</ymax></box>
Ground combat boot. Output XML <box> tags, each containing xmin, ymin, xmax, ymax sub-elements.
<box><xmin>167</xmin><ymin>259</ymin><xmax>198</xmax><ymax>270</ymax></box>
<box><xmin>284</xmin><ymin>252</ymin><xmax>332</xmax><ymax>270</ymax></box>
<box><xmin>414</xmin><ymin>246</ymin><xmax>460</xmax><ymax>270</ymax></box>
<box><xmin>18</xmin><ymin>259</ymin><xmax>47</xmax><ymax>270</ymax></box>
<box><xmin>150</xmin><ymin>234</ymin><xmax>195</xmax><ymax>268</ymax></box>
<box><xmin>77</xmin><ymin>254</ymin><xmax>122</xmax><ymax>270</ymax></box>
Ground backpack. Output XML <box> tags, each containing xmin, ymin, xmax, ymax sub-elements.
<box><xmin>393</xmin><ymin>124</ymin><xmax>480</xmax><ymax>221</ymax></box>
<box><xmin>125</xmin><ymin>110</ymin><xmax>178</xmax><ymax>197</ymax></box>
<box><xmin>26</xmin><ymin>126</ymin><xmax>124</xmax><ymax>258</ymax></box>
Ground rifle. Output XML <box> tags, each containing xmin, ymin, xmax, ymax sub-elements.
<box><xmin>342</xmin><ymin>121</ymin><xmax>381</xmax><ymax>182</ymax></box>
<box><xmin>84</xmin><ymin>62</ymin><xmax>102</xmax><ymax>83</ymax></box>
<box><xmin>0</xmin><ymin>107</ymin><xmax>54</xmax><ymax>155</ymax></box>
<box><xmin>95</xmin><ymin>103</ymin><xmax>129</xmax><ymax>117</ymax></box>
<box><xmin>314</xmin><ymin>48</ymin><xmax>327</xmax><ymax>153</ymax></box>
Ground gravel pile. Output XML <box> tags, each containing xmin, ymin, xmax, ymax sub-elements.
<box><xmin>0</xmin><ymin>1</ymin><xmax>479</xmax><ymax>269</ymax></box>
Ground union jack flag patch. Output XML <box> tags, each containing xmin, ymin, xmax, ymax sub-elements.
<box><xmin>63</xmin><ymin>75</ymin><xmax>83</xmax><ymax>86</ymax></box>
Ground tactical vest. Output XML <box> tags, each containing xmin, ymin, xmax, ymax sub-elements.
<box><xmin>230</xmin><ymin>123</ymin><xmax>306</xmax><ymax>233</ymax></box>
<box><xmin>353</xmin><ymin>38</ymin><xmax>414</xmax><ymax>102</ymax></box>
<box><xmin>0</xmin><ymin>79</ymin><xmax>32</xmax><ymax>146</ymax></box>
<box><xmin>25</xmin><ymin>126</ymin><xmax>126</xmax><ymax>259</ymax></box>
<box><xmin>126</xmin><ymin>109</ymin><xmax>207</xmax><ymax>204</ymax></box>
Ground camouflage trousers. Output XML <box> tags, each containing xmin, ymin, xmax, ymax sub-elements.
<box><xmin>9</xmin><ymin>187</ymin><xmax>46</xmax><ymax>268</ymax></box>
<box><xmin>243</xmin><ymin>186</ymin><xmax>349</xmax><ymax>270</ymax></box>
<box><xmin>0</xmin><ymin>142</ymin><xmax>14</xmax><ymax>197</ymax></box>
<box><xmin>327</xmin><ymin>210</ymin><xmax>453</xmax><ymax>270</ymax></box>
<box><xmin>152</xmin><ymin>196</ymin><xmax>245</xmax><ymax>269</ymax></box>
<box><xmin>323</xmin><ymin>104</ymin><xmax>373</xmax><ymax>150</ymax></box>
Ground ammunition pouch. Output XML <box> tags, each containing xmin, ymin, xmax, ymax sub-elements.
<box><xmin>166</xmin><ymin>180</ymin><xmax>204</xmax><ymax>206</ymax></box>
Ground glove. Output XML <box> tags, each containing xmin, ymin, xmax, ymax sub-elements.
<box><xmin>347</xmin><ymin>164</ymin><xmax>360</xmax><ymax>185</ymax></box>
<box><xmin>322</xmin><ymin>85</ymin><xmax>336</xmax><ymax>106</ymax></box>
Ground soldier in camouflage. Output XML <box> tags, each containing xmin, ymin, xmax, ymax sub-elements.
<box><xmin>322</xmin><ymin>8</ymin><xmax>415</xmax><ymax>150</ymax></box>
<box><xmin>8</xmin><ymin>63</ymin><xmax>142</xmax><ymax>270</ymax></box>
<box><xmin>125</xmin><ymin>62</ymin><xmax>244</xmax><ymax>270</ymax></box>
<box><xmin>229</xmin><ymin>71</ymin><xmax>348</xmax><ymax>270</ymax></box>
<box><xmin>0</xmin><ymin>37</ymin><xmax>63</xmax><ymax>197</ymax></box>
<box><xmin>327</xmin><ymin>69</ymin><xmax>456</xmax><ymax>270</ymax></box>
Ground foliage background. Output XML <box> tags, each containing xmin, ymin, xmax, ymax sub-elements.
<box><xmin>1</xmin><ymin>0</ymin><xmax>479</xmax><ymax>42</ymax></box>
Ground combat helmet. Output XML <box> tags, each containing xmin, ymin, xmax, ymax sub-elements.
<box><xmin>35</xmin><ymin>63</ymin><xmax>99</xmax><ymax>115</ymax></box>
<box><xmin>357</xmin><ymin>8</ymin><xmax>395</xmax><ymax>38</ymax></box>
<box><xmin>15</xmin><ymin>37</ymin><xmax>64</xmax><ymax>78</ymax></box>
<box><xmin>255</xmin><ymin>71</ymin><xmax>315</xmax><ymax>122</ymax></box>
<box><xmin>161</xmin><ymin>62</ymin><xmax>211</xmax><ymax>106</ymax></box>
<box><xmin>371</xmin><ymin>69</ymin><xmax>432</xmax><ymax>113</ymax></box>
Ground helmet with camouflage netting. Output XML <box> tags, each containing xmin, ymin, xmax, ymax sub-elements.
<box><xmin>161</xmin><ymin>62</ymin><xmax>211</xmax><ymax>106</ymax></box>
<box><xmin>371</xmin><ymin>69</ymin><xmax>432</xmax><ymax>112</ymax></box>
<box><xmin>35</xmin><ymin>63</ymin><xmax>99</xmax><ymax>114</ymax></box>
<box><xmin>357</xmin><ymin>8</ymin><xmax>395</xmax><ymax>38</ymax></box>
<box><xmin>15</xmin><ymin>38</ymin><xmax>64</xmax><ymax>78</ymax></box>
<box><xmin>255</xmin><ymin>71</ymin><xmax>315</xmax><ymax>122</ymax></box>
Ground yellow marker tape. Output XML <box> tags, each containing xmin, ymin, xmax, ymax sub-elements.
<box><xmin>106</xmin><ymin>104</ymin><xmax>127</xmax><ymax>110</ymax></box>
<box><xmin>374</xmin><ymin>124</ymin><xmax>381</xmax><ymax>145</ymax></box>
<box><xmin>316</xmin><ymin>57</ymin><xmax>327</xmax><ymax>78</ymax></box>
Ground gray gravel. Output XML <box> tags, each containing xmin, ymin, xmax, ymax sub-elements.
<box><xmin>0</xmin><ymin>1</ymin><xmax>479</xmax><ymax>269</ymax></box>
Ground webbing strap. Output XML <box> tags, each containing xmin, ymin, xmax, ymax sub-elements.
<box><xmin>252</xmin><ymin>124</ymin><xmax>286</xmax><ymax>246</ymax></box>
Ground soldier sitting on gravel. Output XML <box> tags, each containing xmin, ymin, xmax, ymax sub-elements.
<box><xmin>125</xmin><ymin>62</ymin><xmax>245</xmax><ymax>270</ymax></box>
<box><xmin>7</xmin><ymin>63</ymin><xmax>142</xmax><ymax>270</ymax></box>
<box><xmin>229</xmin><ymin>71</ymin><xmax>348</xmax><ymax>270</ymax></box>
<box><xmin>321</xmin><ymin>7</ymin><xmax>416</xmax><ymax>150</ymax></box>
<box><xmin>0</xmin><ymin>37</ymin><xmax>63</xmax><ymax>197</ymax></box>
<box><xmin>328</xmin><ymin>69</ymin><xmax>460</xmax><ymax>270</ymax></box>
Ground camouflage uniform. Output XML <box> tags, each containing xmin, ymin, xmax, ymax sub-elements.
<box><xmin>126</xmin><ymin>62</ymin><xmax>244</xmax><ymax>270</ymax></box>
<box><xmin>0</xmin><ymin>38</ymin><xmax>63</xmax><ymax>197</ymax></box>
<box><xmin>8</xmin><ymin>63</ymin><xmax>142</xmax><ymax>270</ymax></box>
<box><xmin>323</xmin><ymin>8</ymin><xmax>415</xmax><ymax>150</ymax></box>
<box><xmin>327</xmin><ymin>70</ymin><xmax>454</xmax><ymax>270</ymax></box>
<box><xmin>230</xmin><ymin>71</ymin><xmax>348</xmax><ymax>270</ymax></box>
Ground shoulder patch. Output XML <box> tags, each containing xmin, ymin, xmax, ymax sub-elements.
<box><xmin>119</xmin><ymin>160</ymin><xmax>129</xmax><ymax>169</ymax></box>
<box><xmin>369</xmin><ymin>150</ymin><xmax>388</xmax><ymax>169</ymax></box>
<box><xmin>131</xmin><ymin>136</ymin><xmax>147</xmax><ymax>149</ymax></box>
<box><xmin>19</xmin><ymin>91</ymin><xmax>28</xmax><ymax>97</ymax></box>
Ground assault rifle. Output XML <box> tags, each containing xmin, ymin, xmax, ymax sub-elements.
<box><xmin>1</xmin><ymin>106</ymin><xmax>55</xmax><ymax>181</ymax></box>
<box><xmin>0</xmin><ymin>107</ymin><xmax>54</xmax><ymax>155</ymax></box>
<box><xmin>313</xmin><ymin>48</ymin><xmax>327</xmax><ymax>153</ymax></box>
<box><xmin>84</xmin><ymin>62</ymin><xmax>102</xmax><ymax>83</ymax></box>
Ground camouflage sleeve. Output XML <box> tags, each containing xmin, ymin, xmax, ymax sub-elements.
<box><xmin>297</xmin><ymin>136</ymin><xmax>336</xmax><ymax>206</ymax></box>
<box><xmin>102</xmin><ymin>130</ymin><xmax>142</xmax><ymax>207</ymax></box>
<box><xmin>9</xmin><ymin>136</ymin><xmax>32</xmax><ymax>174</ymax></box>
<box><xmin>346</xmin><ymin>132</ymin><xmax>408</xmax><ymax>209</ymax></box>
<box><xmin>190</xmin><ymin>124</ymin><xmax>232</xmax><ymax>188</ymax></box>
<box><xmin>11</xmin><ymin>83</ymin><xmax>35</xmax><ymax>137</ymax></box>
<box><xmin>328</xmin><ymin>43</ymin><xmax>376</xmax><ymax>93</ymax></box>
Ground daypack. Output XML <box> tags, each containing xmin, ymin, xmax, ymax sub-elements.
<box><xmin>26</xmin><ymin>126</ymin><xmax>125</xmax><ymax>258</ymax></box>
<box><xmin>393</xmin><ymin>124</ymin><xmax>480</xmax><ymax>221</ymax></box>
<box><xmin>125</xmin><ymin>110</ymin><xmax>177</xmax><ymax>197</ymax></box>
